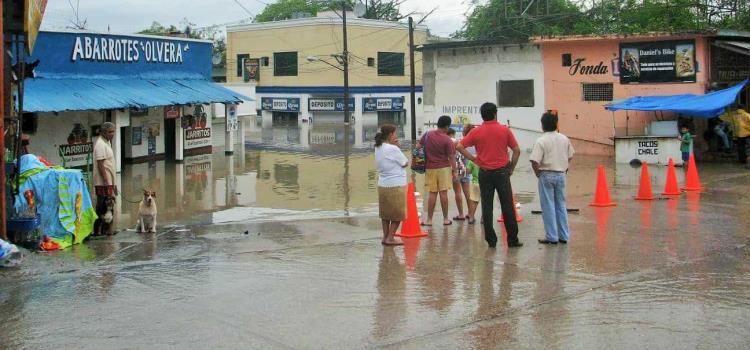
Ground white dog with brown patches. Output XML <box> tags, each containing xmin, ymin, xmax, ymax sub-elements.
<box><xmin>137</xmin><ymin>190</ymin><xmax>157</xmax><ymax>233</ymax></box>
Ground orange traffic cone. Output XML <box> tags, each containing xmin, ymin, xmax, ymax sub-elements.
<box><xmin>590</xmin><ymin>165</ymin><xmax>617</xmax><ymax>207</ymax></box>
<box><xmin>498</xmin><ymin>195</ymin><xmax>523</xmax><ymax>223</ymax></box>
<box><xmin>682</xmin><ymin>154</ymin><xmax>703</xmax><ymax>192</ymax></box>
<box><xmin>396</xmin><ymin>183</ymin><xmax>428</xmax><ymax>238</ymax></box>
<box><xmin>661</xmin><ymin>158</ymin><xmax>681</xmax><ymax>196</ymax></box>
<box><xmin>634</xmin><ymin>161</ymin><xmax>655</xmax><ymax>200</ymax></box>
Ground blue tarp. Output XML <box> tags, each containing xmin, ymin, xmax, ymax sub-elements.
<box><xmin>24</xmin><ymin>78</ymin><xmax>254</xmax><ymax>113</ymax></box>
<box><xmin>605</xmin><ymin>79</ymin><xmax>749</xmax><ymax>118</ymax></box>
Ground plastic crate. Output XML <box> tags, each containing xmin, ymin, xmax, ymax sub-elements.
<box><xmin>7</xmin><ymin>215</ymin><xmax>41</xmax><ymax>232</ymax></box>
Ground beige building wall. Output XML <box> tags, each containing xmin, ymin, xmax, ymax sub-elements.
<box><xmin>226</xmin><ymin>18</ymin><xmax>427</xmax><ymax>87</ymax></box>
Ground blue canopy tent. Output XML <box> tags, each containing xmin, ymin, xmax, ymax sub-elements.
<box><xmin>605</xmin><ymin>79</ymin><xmax>749</xmax><ymax>118</ymax></box>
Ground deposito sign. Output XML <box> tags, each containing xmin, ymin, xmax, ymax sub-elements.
<box><xmin>308</xmin><ymin>98</ymin><xmax>355</xmax><ymax>112</ymax></box>
<box><xmin>619</xmin><ymin>40</ymin><xmax>697</xmax><ymax>84</ymax></box>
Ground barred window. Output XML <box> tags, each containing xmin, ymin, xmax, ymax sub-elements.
<box><xmin>274</xmin><ymin>52</ymin><xmax>298</xmax><ymax>76</ymax></box>
<box><xmin>377</xmin><ymin>52</ymin><xmax>404</xmax><ymax>76</ymax></box>
<box><xmin>497</xmin><ymin>80</ymin><xmax>535</xmax><ymax>107</ymax></box>
<box><xmin>582</xmin><ymin>83</ymin><xmax>613</xmax><ymax>101</ymax></box>
<box><xmin>236</xmin><ymin>54</ymin><xmax>249</xmax><ymax>77</ymax></box>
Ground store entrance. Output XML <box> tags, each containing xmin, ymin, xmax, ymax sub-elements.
<box><xmin>165</xmin><ymin>118</ymin><xmax>176</xmax><ymax>159</ymax></box>
<box><xmin>272</xmin><ymin>112</ymin><xmax>299</xmax><ymax>127</ymax></box>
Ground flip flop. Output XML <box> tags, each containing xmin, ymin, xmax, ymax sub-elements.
<box><xmin>382</xmin><ymin>241</ymin><xmax>404</xmax><ymax>246</ymax></box>
<box><xmin>420</xmin><ymin>222</ymin><xmax>432</xmax><ymax>226</ymax></box>
<box><xmin>467</xmin><ymin>218</ymin><xmax>476</xmax><ymax>225</ymax></box>
<box><xmin>453</xmin><ymin>216</ymin><xmax>465</xmax><ymax>221</ymax></box>
<box><xmin>443</xmin><ymin>220</ymin><xmax>453</xmax><ymax>225</ymax></box>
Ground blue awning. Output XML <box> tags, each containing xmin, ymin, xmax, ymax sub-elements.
<box><xmin>605</xmin><ymin>79</ymin><xmax>748</xmax><ymax>118</ymax></box>
<box><xmin>23</xmin><ymin>78</ymin><xmax>253</xmax><ymax>113</ymax></box>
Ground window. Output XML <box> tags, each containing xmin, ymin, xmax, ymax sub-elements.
<box><xmin>236</xmin><ymin>54</ymin><xmax>249</xmax><ymax>77</ymax></box>
<box><xmin>377</xmin><ymin>52</ymin><xmax>404</xmax><ymax>76</ymax></box>
<box><xmin>274</xmin><ymin>52</ymin><xmax>298</xmax><ymax>76</ymax></box>
<box><xmin>21</xmin><ymin>113</ymin><xmax>38</xmax><ymax>134</ymax></box>
<box><xmin>497</xmin><ymin>80</ymin><xmax>535</xmax><ymax>107</ymax></box>
<box><xmin>582</xmin><ymin>83</ymin><xmax>614</xmax><ymax>101</ymax></box>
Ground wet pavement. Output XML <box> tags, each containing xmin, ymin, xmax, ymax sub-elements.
<box><xmin>1</xmin><ymin>124</ymin><xmax>750</xmax><ymax>349</ymax></box>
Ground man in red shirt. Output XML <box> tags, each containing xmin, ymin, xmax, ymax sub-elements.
<box><xmin>457</xmin><ymin>103</ymin><xmax>522</xmax><ymax>248</ymax></box>
<box><xmin>417</xmin><ymin>115</ymin><xmax>457</xmax><ymax>226</ymax></box>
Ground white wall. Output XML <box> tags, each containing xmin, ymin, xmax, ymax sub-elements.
<box><xmin>424</xmin><ymin>44</ymin><xmax>545</xmax><ymax>147</ymax></box>
<box><xmin>122</xmin><ymin>107</ymin><xmax>166</xmax><ymax>159</ymax></box>
<box><xmin>32</xmin><ymin>110</ymin><xmax>106</xmax><ymax>165</ymax></box>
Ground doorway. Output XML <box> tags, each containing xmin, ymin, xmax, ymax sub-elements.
<box><xmin>165</xmin><ymin>118</ymin><xmax>176</xmax><ymax>160</ymax></box>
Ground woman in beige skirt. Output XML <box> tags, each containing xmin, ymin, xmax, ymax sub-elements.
<box><xmin>374</xmin><ymin>124</ymin><xmax>408</xmax><ymax>246</ymax></box>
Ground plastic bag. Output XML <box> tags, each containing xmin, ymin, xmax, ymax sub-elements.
<box><xmin>0</xmin><ymin>239</ymin><xmax>23</xmax><ymax>267</ymax></box>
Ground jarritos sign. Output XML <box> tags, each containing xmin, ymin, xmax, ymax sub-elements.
<box><xmin>185</xmin><ymin>128</ymin><xmax>211</xmax><ymax>149</ymax></box>
<box><xmin>59</xmin><ymin>142</ymin><xmax>93</xmax><ymax>167</ymax></box>
<box><xmin>59</xmin><ymin>123</ymin><xmax>92</xmax><ymax>167</ymax></box>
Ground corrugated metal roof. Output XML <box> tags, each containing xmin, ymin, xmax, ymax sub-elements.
<box><xmin>23</xmin><ymin>78</ymin><xmax>253</xmax><ymax>113</ymax></box>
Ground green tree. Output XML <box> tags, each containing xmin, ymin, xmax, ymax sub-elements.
<box><xmin>458</xmin><ymin>0</ymin><xmax>590</xmax><ymax>41</ymax></box>
<box><xmin>254</xmin><ymin>0</ymin><xmax>411</xmax><ymax>23</ymax></box>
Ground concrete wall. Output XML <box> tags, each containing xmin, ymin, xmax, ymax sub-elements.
<box><xmin>122</xmin><ymin>107</ymin><xmax>166</xmax><ymax>159</ymax></box>
<box><xmin>541</xmin><ymin>35</ymin><xmax>710</xmax><ymax>155</ymax></box>
<box><xmin>423</xmin><ymin>44</ymin><xmax>545</xmax><ymax>147</ymax></box>
<box><xmin>226</xmin><ymin>18</ymin><xmax>428</xmax><ymax>87</ymax></box>
<box><xmin>31</xmin><ymin>110</ymin><xmax>106</xmax><ymax>165</ymax></box>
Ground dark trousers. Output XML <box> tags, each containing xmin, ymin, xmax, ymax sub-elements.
<box><xmin>737</xmin><ymin>137</ymin><xmax>748</xmax><ymax>163</ymax></box>
<box><xmin>479</xmin><ymin>166</ymin><xmax>519</xmax><ymax>246</ymax></box>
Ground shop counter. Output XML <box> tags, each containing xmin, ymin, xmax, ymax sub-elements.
<box><xmin>614</xmin><ymin>135</ymin><xmax>685</xmax><ymax>165</ymax></box>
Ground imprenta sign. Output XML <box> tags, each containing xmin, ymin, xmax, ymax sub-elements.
<box><xmin>71</xmin><ymin>35</ymin><xmax>187</xmax><ymax>64</ymax></box>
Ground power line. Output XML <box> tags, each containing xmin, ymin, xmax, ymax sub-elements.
<box><xmin>232</xmin><ymin>0</ymin><xmax>256</xmax><ymax>18</ymax></box>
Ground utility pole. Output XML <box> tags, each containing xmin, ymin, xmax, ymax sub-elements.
<box><xmin>342</xmin><ymin>2</ymin><xmax>350</xmax><ymax>126</ymax></box>
<box><xmin>408</xmin><ymin>16</ymin><xmax>416</xmax><ymax>146</ymax></box>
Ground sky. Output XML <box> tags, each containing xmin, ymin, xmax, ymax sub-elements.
<box><xmin>40</xmin><ymin>0</ymin><xmax>474</xmax><ymax>38</ymax></box>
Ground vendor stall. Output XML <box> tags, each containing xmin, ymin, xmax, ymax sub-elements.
<box><xmin>606</xmin><ymin>79</ymin><xmax>748</xmax><ymax>164</ymax></box>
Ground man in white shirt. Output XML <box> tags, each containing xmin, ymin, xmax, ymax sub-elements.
<box><xmin>93</xmin><ymin>122</ymin><xmax>118</xmax><ymax>235</ymax></box>
<box><xmin>530</xmin><ymin>112</ymin><xmax>574</xmax><ymax>245</ymax></box>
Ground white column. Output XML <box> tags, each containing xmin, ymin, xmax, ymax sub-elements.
<box><xmin>113</xmin><ymin>109</ymin><xmax>130</xmax><ymax>174</ymax></box>
<box><xmin>225</xmin><ymin>104</ymin><xmax>235</xmax><ymax>155</ymax></box>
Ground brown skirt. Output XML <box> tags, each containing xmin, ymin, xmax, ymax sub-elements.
<box><xmin>378</xmin><ymin>186</ymin><xmax>406</xmax><ymax>221</ymax></box>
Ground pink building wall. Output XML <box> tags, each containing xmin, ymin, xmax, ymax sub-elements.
<box><xmin>540</xmin><ymin>35</ymin><xmax>710</xmax><ymax>155</ymax></box>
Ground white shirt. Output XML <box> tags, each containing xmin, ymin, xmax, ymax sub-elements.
<box><xmin>375</xmin><ymin>143</ymin><xmax>408</xmax><ymax>187</ymax></box>
<box><xmin>530</xmin><ymin>132</ymin><xmax>575</xmax><ymax>172</ymax></box>
<box><xmin>93</xmin><ymin>136</ymin><xmax>116</xmax><ymax>187</ymax></box>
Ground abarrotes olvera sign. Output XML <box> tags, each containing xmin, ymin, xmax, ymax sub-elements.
<box><xmin>30</xmin><ymin>31</ymin><xmax>213</xmax><ymax>79</ymax></box>
<box><xmin>71</xmin><ymin>35</ymin><xmax>188</xmax><ymax>64</ymax></box>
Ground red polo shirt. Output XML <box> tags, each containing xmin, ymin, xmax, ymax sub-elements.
<box><xmin>460</xmin><ymin>120</ymin><xmax>518</xmax><ymax>170</ymax></box>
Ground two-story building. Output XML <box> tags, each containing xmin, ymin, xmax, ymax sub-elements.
<box><xmin>226</xmin><ymin>11</ymin><xmax>428</xmax><ymax>148</ymax></box>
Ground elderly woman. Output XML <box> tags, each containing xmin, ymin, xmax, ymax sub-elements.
<box><xmin>374</xmin><ymin>124</ymin><xmax>408</xmax><ymax>246</ymax></box>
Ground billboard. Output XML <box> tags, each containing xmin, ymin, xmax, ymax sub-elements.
<box><xmin>619</xmin><ymin>40</ymin><xmax>696</xmax><ymax>84</ymax></box>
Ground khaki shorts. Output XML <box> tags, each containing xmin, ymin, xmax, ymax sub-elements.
<box><xmin>425</xmin><ymin>167</ymin><xmax>453</xmax><ymax>193</ymax></box>
<box><xmin>378</xmin><ymin>186</ymin><xmax>406</xmax><ymax>221</ymax></box>
<box><xmin>469</xmin><ymin>183</ymin><xmax>481</xmax><ymax>202</ymax></box>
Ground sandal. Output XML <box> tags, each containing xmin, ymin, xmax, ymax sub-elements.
<box><xmin>443</xmin><ymin>220</ymin><xmax>453</xmax><ymax>226</ymax></box>
<box><xmin>467</xmin><ymin>218</ymin><xmax>476</xmax><ymax>225</ymax></box>
<box><xmin>453</xmin><ymin>216</ymin><xmax>465</xmax><ymax>221</ymax></box>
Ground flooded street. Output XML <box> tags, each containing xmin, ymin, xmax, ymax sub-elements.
<box><xmin>1</xmin><ymin>124</ymin><xmax>750</xmax><ymax>349</ymax></box>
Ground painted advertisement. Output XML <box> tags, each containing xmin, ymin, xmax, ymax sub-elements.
<box><xmin>261</xmin><ymin>97</ymin><xmax>301</xmax><ymax>112</ymax></box>
<box><xmin>184</xmin><ymin>105</ymin><xmax>212</xmax><ymax>150</ymax></box>
<box><xmin>59</xmin><ymin>123</ymin><xmax>91</xmax><ymax>168</ymax></box>
<box><xmin>620</xmin><ymin>40</ymin><xmax>696</xmax><ymax>84</ymax></box>
<box><xmin>439</xmin><ymin>105</ymin><xmax>480</xmax><ymax>136</ymax></box>
<box><xmin>243</xmin><ymin>58</ymin><xmax>260</xmax><ymax>82</ymax></box>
